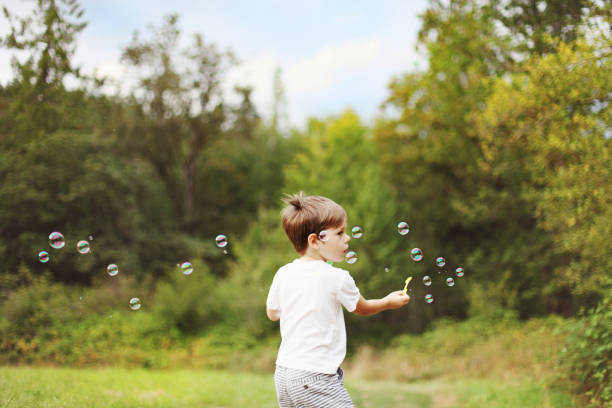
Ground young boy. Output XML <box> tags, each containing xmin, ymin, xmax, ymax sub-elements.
<box><xmin>266</xmin><ymin>192</ymin><xmax>410</xmax><ymax>407</ymax></box>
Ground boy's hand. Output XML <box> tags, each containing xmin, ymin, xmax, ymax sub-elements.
<box><xmin>384</xmin><ymin>290</ymin><xmax>410</xmax><ymax>309</ymax></box>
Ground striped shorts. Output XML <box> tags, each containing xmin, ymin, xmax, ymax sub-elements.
<box><xmin>273</xmin><ymin>365</ymin><xmax>354</xmax><ymax>408</ymax></box>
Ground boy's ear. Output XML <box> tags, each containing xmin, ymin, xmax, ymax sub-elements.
<box><xmin>307</xmin><ymin>233</ymin><xmax>320</xmax><ymax>249</ymax></box>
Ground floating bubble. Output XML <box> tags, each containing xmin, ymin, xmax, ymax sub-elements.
<box><xmin>446</xmin><ymin>277</ymin><xmax>455</xmax><ymax>287</ymax></box>
<box><xmin>345</xmin><ymin>251</ymin><xmax>358</xmax><ymax>264</ymax></box>
<box><xmin>318</xmin><ymin>230</ymin><xmax>329</xmax><ymax>242</ymax></box>
<box><xmin>436</xmin><ymin>257</ymin><xmax>446</xmax><ymax>267</ymax></box>
<box><xmin>397</xmin><ymin>222</ymin><xmax>410</xmax><ymax>236</ymax></box>
<box><xmin>49</xmin><ymin>232</ymin><xmax>65</xmax><ymax>249</ymax></box>
<box><xmin>181</xmin><ymin>261</ymin><xmax>194</xmax><ymax>276</ymax></box>
<box><xmin>385</xmin><ymin>266</ymin><xmax>390</xmax><ymax>273</ymax></box>
<box><xmin>422</xmin><ymin>275</ymin><xmax>432</xmax><ymax>286</ymax></box>
<box><xmin>38</xmin><ymin>251</ymin><xmax>50</xmax><ymax>263</ymax></box>
<box><xmin>351</xmin><ymin>226</ymin><xmax>363</xmax><ymax>239</ymax></box>
<box><xmin>425</xmin><ymin>294</ymin><xmax>434</xmax><ymax>304</ymax></box>
<box><xmin>129</xmin><ymin>297</ymin><xmax>141</xmax><ymax>311</ymax></box>
<box><xmin>88</xmin><ymin>235</ymin><xmax>94</xmax><ymax>241</ymax></box>
<box><xmin>456</xmin><ymin>267</ymin><xmax>465</xmax><ymax>277</ymax></box>
<box><xmin>215</xmin><ymin>234</ymin><xmax>228</xmax><ymax>248</ymax></box>
<box><xmin>410</xmin><ymin>248</ymin><xmax>423</xmax><ymax>262</ymax></box>
<box><xmin>107</xmin><ymin>264</ymin><xmax>118</xmax><ymax>277</ymax></box>
<box><xmin>76</xmin><ymin>240</ymin><xmax>90</xmax><ymax>254</ymax></box>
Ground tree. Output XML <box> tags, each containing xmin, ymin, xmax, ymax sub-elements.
<box><xmin>375</xmin><ymin>0</ymin><xmax>539</xmax><ymax>317</ymax></box>
<box><xmin>474</xmin><ymin>34</ymin><xmax>612</xmax><ymax>299</ymax></box>
<box><xmin>1</xmin><ymin>0</ymin><xmax>87</xmax><ymax>138</ymax></box>
<box><xmin>271</xmin><ymin>67</ymin><xmax>288</xmax><ymax>133</ymax></box>
<box><xmin>120</xmin><ymin>14</ymin><xmax>235</xmax><ymax>233</ymax></box>
<box><xmin>0</xmin><ymin>1</ymin><xmax>181</xmax><ymax>284</ymax></box>
<box><xmin>493</xmin><ymin>0</ymin><xmax>598</xmax><ymax>55</ymax></box>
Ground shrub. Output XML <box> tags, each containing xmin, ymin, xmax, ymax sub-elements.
<box><xmin>153</xmin><ymin>261</ymin><xmax>222</xmax><ymax>334</ymax></box>
<box><xmin>558</xmin><ymin>292</ymin><xmax>612</xmax><ymax>407</ymax></box>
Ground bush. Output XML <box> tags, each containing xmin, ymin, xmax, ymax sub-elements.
<box><xmin>153</xmin><ymin>261</ymin><xmax>222</xmax><ymax>334</ymax></box>
<box><xmin>558</xmin><ymin>292</ymin><xmax>612</xmax><ymax>407</ymax></box>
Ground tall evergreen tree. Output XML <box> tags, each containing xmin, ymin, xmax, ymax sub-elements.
<box><xmin>2</xmin><ymin>0</ymin><xmax>87</xmax><ymax>138</ymax></box>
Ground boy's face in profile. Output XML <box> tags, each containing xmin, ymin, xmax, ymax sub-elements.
<box><xmin>316</xmin><ymin>221</ymin><xmax>350</xmax><ymax>263</ymax></box>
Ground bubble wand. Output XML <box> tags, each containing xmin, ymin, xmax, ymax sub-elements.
<box><xmin>402</xmin><ymin>277</ymin><xmax>412</xmax><ymax>295</ymax></box>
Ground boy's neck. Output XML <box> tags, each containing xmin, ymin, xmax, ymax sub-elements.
<box><xmin>300</xmin><ymin>249</ymin><xmax>324</xmax><ymax>263</ymax></box>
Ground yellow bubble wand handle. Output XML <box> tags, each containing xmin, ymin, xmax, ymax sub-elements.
<box><xmin>402</xmin><ymin>277</ymin><xmax>412</xmax><ymax>295</ymax></box>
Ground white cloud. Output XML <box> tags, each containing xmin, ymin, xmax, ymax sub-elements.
<box><xmin>224</xmin><ymin>36</ymin><xmax>384</xmax><ymax>127</ymax></box>
<box><xmin>285</xmin><ymin>37</ymin><xmax>381</xmax><ymax>96</ymax></box>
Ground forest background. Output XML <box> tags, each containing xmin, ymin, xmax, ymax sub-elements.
<box><xmin>0</xmin><ymin>0</ymin><xmax>610</xmax><ymax>406</ymax></box>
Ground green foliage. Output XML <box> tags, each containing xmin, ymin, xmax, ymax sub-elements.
<box><xmin>493</xmin><ymin>0</ymin><xmax>599</xmax><ymax>55</ymax></box>
<box><xmin>153</xmin><ymin>262</ymin><xmax>221</xmax><ymax>334</ymax></box>
<box><xmin>1</xmin><ymin>0</ymin><xmax>87</xmax><ymax>137</ymax></box>
<box><xmin>0</xmin><ymin>271</ymin><xmax>167</xmax><ymax>366</ymax></box>
<box><xmin>376</xmin><ymin>0</ymin><xmax>529</xmax><ymax>320</ymax></box>
<box><xmin>557</xmin><ymin>291</ymin><xmax>612</xmax><ymax>407</ymax></box>
<box><xmin>474</xmin><ymin>34</ymin><xmax>612</xmax><ymax>297</ymax></box>
<box><xmin>376</xmin><ymin>0</ymin><xmax>611</xmax><ymax>320</ymax></box>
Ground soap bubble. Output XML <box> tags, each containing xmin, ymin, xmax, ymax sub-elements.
<box><xmin>351</xmin><ymin>226</ymin><xmax>363</xmax><ymax>239</ymax></box>
<box><xmin>88</xmin><ymin>235</ymin><xmax>94</xmax><ymax>241</ymax></box>
<box><xmin>410</xmin><ymin>248</ymin><xmax>423</xmax><ymax>262</ymax></box>
<box><xmin>38</xmin><ymin>251</ymin><xmax>50</xmax><ymax>263</ymax></box>
<box><xmin>107</xmin><ymin>264</ymin><xmax>118</xmax><ymax>277</ymax></box>
<box><xmin>345</xmin><ymin>251</ymin><xmax>358</xmax><ymax>264</ymax></box>
<box><xmin>397</xmin><ymin>222</ymin><xmax>410</xmax><ymax>236</ymax></box>
<box><xmin>446</xmin><ymin>277</ymin><xmax>455</xmax><ymax>287</ymax></box>
<box><xmin>425</xmin><ymin>294</ymin><xmax>434</xmax><ymax>304</ymax></box>
<box><xmin>385</xmin><ymin>266</ymin><xmax>390</xmax><ymax>273</ymax></box>
<box><xmin>422</xmin><ymin>275</ymin><xmax>432</xmax><ymax>286</ymax></box>
<box><xmin>181</xmin><ymin>261</ymin><xmax>194</xmax><ymax>276</ymax></box>
<box><xmin>436</xmin><ymin>257</ymin><xmax>446</xmax><ymax>267</ymax></box>
<box><xmin>456</xmin><ymin>267</ymin><xmax>465</xmax><ymax>277</ymax></box>
<box><xmin>318</xmin><ymin>230</ymin><xmax>329</xmax><ymax>242</ymax></box>
<box><xmin>215</xmin><ymin>234</ymin><xmax>228</xmax><ymax>248</ymax></box>
<box><xmin>129</xmin><ymin>297</ymin><xmax>141</xmax><ymax>311</ymax></box>
<box><xmin>49</xmin><ymin>232</ymin><xmax>65</xmax><ymax>249</ymax></box>
<box><xmin>76</xmin><ymin>240</ymin><xmax>90</xmax><ymax>254</ymax></box>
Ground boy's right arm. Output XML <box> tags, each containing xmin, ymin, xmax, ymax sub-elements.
<box><xmin>266</xmin><ymin>307</ymin><xmax>280</xmax><ymax>321</ymax></box>
<box><xmin>353</xmin><ymin>291</ymin><xmax>410</xmax><ymax>316</ymax></box>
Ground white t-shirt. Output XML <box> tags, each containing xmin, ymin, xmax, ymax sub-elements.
<box><xmin>266</xmin><ymin>259</ymin><xmax>361</xmax><ymax>374</ymax></box>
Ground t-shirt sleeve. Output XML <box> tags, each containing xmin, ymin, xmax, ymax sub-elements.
<box><xmin>266</xmin><ymin>272</ymin><xmax>281</xmax><ymax>310</ymax></box>
<box><xmin>336</xmin><ymin>270</ymin><xmax>360</xmax><ymax>312</ymax></box>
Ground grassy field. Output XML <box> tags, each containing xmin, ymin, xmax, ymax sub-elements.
<box><xmin>0</xmin><ymin>366</ymin><xmax>579</xmax><ymax>408</ymax></box>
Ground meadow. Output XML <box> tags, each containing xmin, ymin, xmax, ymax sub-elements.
<box><xmin>0</xmin><ymin>315</ymin><xmax>585</xmax><ymax>408</ymax></box>
<box><xmin>0</xmin><ymin>366</ymin><xmax>578</xmax><ymax>408</ymax></box>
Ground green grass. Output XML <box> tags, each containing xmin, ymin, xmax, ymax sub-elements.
<box><xmin>0</xmin><ymin>366</ymin><xmax>580</xmax><ymax>408</ymax></box>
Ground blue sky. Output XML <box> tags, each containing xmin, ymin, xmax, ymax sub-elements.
<box><xmin>0</xmin><ymin>0</ymin><xmax>429</xmax><ymax>128</ymax></box>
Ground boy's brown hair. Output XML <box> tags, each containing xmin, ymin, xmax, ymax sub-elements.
<box><xmin>281</xmin><ymin>192</ymin><xmax>347</xmax><ymax>254</ymax></box>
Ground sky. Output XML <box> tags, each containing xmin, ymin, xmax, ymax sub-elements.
<box><xmin>0</xmin><ymin>0</ymin><xmax>429</xmax><ymax>128</ymax></box>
